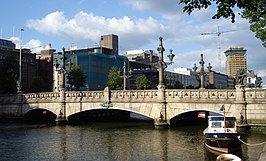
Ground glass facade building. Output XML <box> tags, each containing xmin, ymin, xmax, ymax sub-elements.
<box><xmin>54</xmin><ymin>47</ymin><xmax>127</xmax><ymax>91</ymax></box>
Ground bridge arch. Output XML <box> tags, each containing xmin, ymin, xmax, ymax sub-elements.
<box><xmin>24</xmin><ymin>108</ymin><xmax>57</xmax><ymax>122</ymax></box>
<box><xmin>169</xmin><ymin>109</ymin><xmax>224</xmax><ymax>127</ymax></box>
<box><xmin>170</xmin><ymin>109</ymin><xmax>224</xmax><ymax>120</ymax></box>
<box><xmin>67</xmin><ymin>108</ymin><xmax>153</xmax><ymax>124</ymax></box>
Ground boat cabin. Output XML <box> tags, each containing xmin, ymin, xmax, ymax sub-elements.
<box><xmin>207</xmin><ymin>116</ymin><xmax>237</xmax><ymax>133</ymax></box>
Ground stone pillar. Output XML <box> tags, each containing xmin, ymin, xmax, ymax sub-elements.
<box><xmin>17</xmin><ymin>93</ymin><xmax>24</xmax><ymax>118</ymax></box>
<box><xmin>235</xmin><ymin>85</ymin><xmax>247</xmax><ymax>124</ymax></box>
<box><xmin>104</xmin><ymin>86</ymin><xmax>111</xmax><ymax>103</ymax></box>
<box><xmin>154</xmin><ymin>85</ymin><xmax>169</xmax><ymax>128</ymax></box>
<box><xmin>56</xmin><ymin>89</ymin><xmax>67</xmax><ymax>124</ymax></box>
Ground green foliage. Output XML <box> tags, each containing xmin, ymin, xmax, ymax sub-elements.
<box><xmin>241</xmin><ymin>0</ymin><xmax>266</xmax><ymax>47</ymax></box>
<box><xmin>135</xmin><ymin>75</ymin><xmax>151</xmax><ymax>90</ymax></box>
<box><xmin>0</xmin><ymin>54</ymin><xmax>18</xmax><ymax>94</ymax></box>
<box><xmin>107</xmin><ymin>66</ymin><xmax>123</xmax><ymax>90</ymax></box>
<box><xmin>67</xmin><ymin>64</ymin><xmax>86</xmax><ymax>90</ymax></box>
<box><xmin>179</xmin><ymin>0</ymin><xmax>266</xmax><ymax>47</ymax></box>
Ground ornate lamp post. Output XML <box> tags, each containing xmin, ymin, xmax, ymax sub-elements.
<box><xmin>156</xmin><ymin>37</ymin><xmax>175</xmax><ymax>89</ymax></box>
<box><xmin>153</xmin><ymin>37</ymin><xmax>175</xmax><ymax>127</ymax></box>
<box><xmin>60</xmin><ymin>47</ymin><xmax>66</xmax><ymax>91</ymax></box>
<box><xmin>193</xmin><ymin>54</ymin><xmax>212</xmax><ymax>89</ymax></box>
<box><xmin>17</xmin><ymin>28</ymin><xmax>24</xmax><ymax>93</ymax></box>
<box><xmin>121</xmin><ymin>61</ymin><xmax>132</xmax><ymax>90</ymax></box>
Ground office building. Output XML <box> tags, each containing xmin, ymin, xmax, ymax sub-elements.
<box><xmin>224</xmin><ymin>47</ymin><xmax>247</xmax><ymax>78</ymax></box>
<box><xmin>0</xmin><ymin>39</ymin><xmax>36</xmax><ymax>93</ymax></box>
<box><xmin>99</xmin><ymin>34</ymin><xmax>118</xmax><ymax>54</ymax></box>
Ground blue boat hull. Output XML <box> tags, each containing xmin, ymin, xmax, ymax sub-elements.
<box><xmin>205</xmin><ymin>133</ymin><xmax>241</xmax><ymax>154</ymax></box>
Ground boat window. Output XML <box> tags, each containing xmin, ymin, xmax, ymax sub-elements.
<box><xmin>226</xmin><ymin>120</ymin><xmax>235</xmax><ymax>128</ymax></box>
<box><xmin>211</xmin><ymin>121</ymin><xmax>222</xmax><ymax>128</ymax></box>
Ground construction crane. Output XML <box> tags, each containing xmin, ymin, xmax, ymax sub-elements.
<box><xmin>201</xmin><ymin>26</ymin><xmax>241</xmax><ymax>72</ymax></box>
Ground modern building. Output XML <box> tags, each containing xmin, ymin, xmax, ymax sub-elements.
<box><xmin>128</xmin><ymin>69</ymin><xmax>158</xmax><ymax>90</ymax></box>
<box><xmin>99</xmin><ymin>34</ymin><xmax>119</xmax><ymax>54</ymax></box>
<box><xmin>224</xmin><ymin>47</ymin><xmax>247</xmax><ymax>78</ymax></box>
<box><xmin>53</xmin><ymin>47</ymin><xmax>127</xmax><ymax>91</ymax></box>
<box><xmin>172</xmin><ymin>68</ymin><xmax>200</xmax><ymax>88</ymax></box>
<box><xmin>124</xmin><ymin>49</ymin><xmax>159</xmax><ymax>65</ymax></box>
<box><xmin>0</xmin><ymin>39</ymin><xmax>37</xmax><ymax>93</ymax></box>
<box><xmin>208</xmin><ymin>71</ymin><xmax>228</xmax><ymax>89</ymax></box>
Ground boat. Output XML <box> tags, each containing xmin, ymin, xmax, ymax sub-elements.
<box><xmin>203</xmin><ymin>116</ymin><xmax>241</xmax><ymax>154</ymax></box>
<box><xmin>216</xmin><ymin>154</ymin><xmax>242</xmax><ymax>161</ymax></box>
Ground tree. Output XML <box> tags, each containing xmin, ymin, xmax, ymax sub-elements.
<box><xmin>135</xmin><ymin>75</ymin><xmax>151</xmax><ymax>90</ymax></box>
<box><xmin>107</xmin><ymin>66</ymin><xmax>123</xmax><ymax>90</ymax></box>
<box><xmin>0</xmin><ymin>54</ymin><xmax>18</xmax><ymax>94</ymax></box>
<box><xmin>67</xmin><ymin>64</ymin><xmax>86</xmax><ymax>90</ymax></box>
<box><xmin>179</xmin><ymin>0</ymin><xmax>266</xmax><ymax>47</ymax></box>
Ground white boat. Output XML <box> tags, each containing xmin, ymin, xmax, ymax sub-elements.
<box><xmin>203</xmin><ymin>116</ymin><xmax>241</xmax><ymax>154</ymax></box>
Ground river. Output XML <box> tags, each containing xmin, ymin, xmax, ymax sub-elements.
<box><xmin>0</xmin><ymin>122</ymin><xmax>265</xmax><ymax>161</ymax></box>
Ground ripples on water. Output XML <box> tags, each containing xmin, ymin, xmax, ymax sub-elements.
<box><xmin>0</xmin><ymin>122</ymin><xmax>265</xmax><ymax>161</ymax></box>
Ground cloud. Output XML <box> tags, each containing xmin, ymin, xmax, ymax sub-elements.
<box><xmin>25</xmin><ymin>2</ymin><xmax>266</xmax><ymax>84</ymax></box>
<box><xmin>8</xmin><ymin>37</ymin><xmax>43</xmax><ymax>53</ymax></box>
<box><xmin>27</xmin><ymin>11</ymin><xmax>165</xmax><ymax>50</ymax></box>
<box><xmin>24</xmin><ymin>39</ymin><xmax>43</xmax><ymax>53</ymax></box>
<box><xmin>8</xmin><ymin>37</ymin><xmax>19</xmax><ymax>48</ymax></box>
<box><xmin>258</xmin><ymin>70</ymin><xmax>266</xmax><ymax>78</ymax></box>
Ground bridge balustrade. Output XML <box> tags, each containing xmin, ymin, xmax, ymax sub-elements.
<box><xmin>246</xmin><ymin>89</ymin><xmax>266</xmax><ymax>102</ymax></box>
<box><xmin>65</xmin><ymin>91</ymin><xmax>105</xmax><ymax>102</ymax></box>
<box><xmin>110</xmin><ymin>90</ymin><xmax>158</xmax><ymax>102</ymax></box>
<box><xmin>23</xmin><ymin>92</ymin><xmax>61</xmax><ymax>103</ymax></box>
<box><xmin>165</xmin><ymin>89</ymin><xmax>236</xmax><ymax>102</ymax></box>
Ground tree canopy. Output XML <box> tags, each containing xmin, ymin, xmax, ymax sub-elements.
<box><xmin>179</xmin><ymin>0</ymin><xmax>266</xmax><ymax>47</ymax></box>
<box><xmin>0</xmin><ymin>54</ymin><xmax>18</xmax><ymax>94</ymax></box>
<box><xmin>135</xmin><ymin>75</ymin><xmax>151</xmax><ymax>90</ymax></box>
<box><xmin>67</xmin><ymin>64</ymin><xmax>86</xmax><ymax>90</ymax></box>
<box><xmin>107</xmin><ymin>66</ymin><xmax>123</xmax><ymax>90</ymax></box>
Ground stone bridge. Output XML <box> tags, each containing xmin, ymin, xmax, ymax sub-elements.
<box><xmin>0</xmin><ymin>85</ymin><xmax>265</xmax><ymax>126</ymax></box>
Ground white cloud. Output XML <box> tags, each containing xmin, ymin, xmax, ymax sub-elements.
<box><xmin>8</xmin><ymin>37</ymin><xmax>19</xmax><ymax>48</ymax></box>
<box><xmin>8</xmin><ymin>37</ymin><xmax>43</xmax><ymax>53</ymax></box>
<box><xmin>25</xmin><ymin>2</ymin><xmax>266</xmax><ymax>84</ymax></box>
<box><xmin>24</xmin><ymin>39</ymin><xmax>43</xmax><ymax>53</ymax></box>
<box><xmin>27</xmin><ymin>11</ymin><xmax>165</xmax><ymax>50</ymax></box>
<box><xmin>258</xmin><ymin>70</ymin><xmax>266</xmax><ymax>78</ymax></box>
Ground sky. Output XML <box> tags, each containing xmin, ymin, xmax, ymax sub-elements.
<box><xmin>1</xmin><ymin>0</ymin><xmax>265</xmax><ymax>84</ymax></box>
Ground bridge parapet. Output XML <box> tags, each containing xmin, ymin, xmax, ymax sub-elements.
<box><xmin>65</xmin><ymin>91</ymin><xmax>105</xmax><ymax>102</ymax></box>
<box><xmin>110</xmin><ymin>90</ymin><xmax>158</xmax><ymax>102</ymax></box>
<box><xmin>23</xmin><ymin>92</ymin><xmax>61</xmax><ymax>103</ymax></box>
<box><xmin>165</xmin><ymin>89</ymin><xmax>236</xmax><ymax>102</ymax></box>
<box><xmin>246</xmin><ymin>89</ymin><xmax>266</xmax><ymax>102</ymax></box>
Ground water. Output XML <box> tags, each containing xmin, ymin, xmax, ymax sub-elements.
<box><xmin>0</xmin><ymin>122</ymin><xmax>265</xmax><ymax>161</ymax></box>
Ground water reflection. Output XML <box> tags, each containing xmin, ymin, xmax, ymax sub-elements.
<box><xmin>0</xmin><ymin>122</ymin><xmax>264</xmax><ymax>160</ymax></box>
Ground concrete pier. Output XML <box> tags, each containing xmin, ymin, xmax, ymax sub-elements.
<box><xmin>259</xmin><ymin>144</ymin><xmax>266</xmax><ymax>161</ymax></box>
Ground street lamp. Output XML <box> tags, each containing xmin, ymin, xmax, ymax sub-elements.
<box><xmin>17</xmin><ymin>28</ymin><xmax>24</xmax><ymax>93</ymax></box>
<box><xmin>193</xmin><ymin>54</ymin><xmax>212</xmax><ymax>89</ymax></box>
<box><xmin>121</xmin><ymin>61</ymin><xmax>132</xmax><ymax>90</ymax></box>
<box><xmin>155</xmin><ymin>37</ymin><xmax>175</xmax><ymax>89</ymax></box>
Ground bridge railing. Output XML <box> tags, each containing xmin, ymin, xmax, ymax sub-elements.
<box><xmin>110</xmin><ymin>90</ymin><xmax>158</xmax><ymax>102</ymax></box>
<box><xmin>165</xmin><ymin>89</ymin><xmax>236</xmax><ymax>102</ymax></box>
<box><xmin>23</xmin><ymin>92</ymin><xmax>61</xmax><ymax>103</ymax></box>
<box><xmin>65</xmin><ymin>91</ymin><xmax>105</xmax><ymax>102</ymax></box>
<box><xmin>245</xmin><ymin>89</ymin><xmax>266</xmax><ymax>102</ymax></box>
